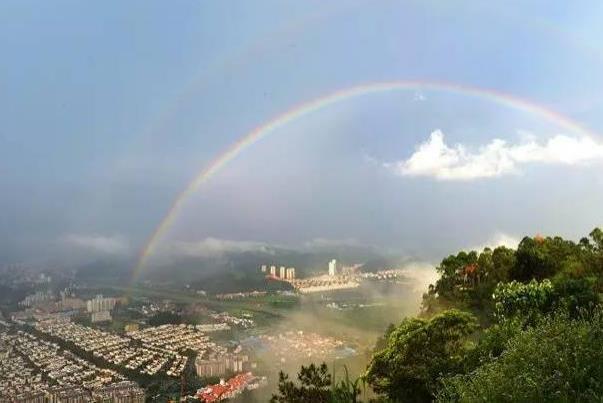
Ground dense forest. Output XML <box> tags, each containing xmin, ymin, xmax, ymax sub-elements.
<box><xmin>272</xmin><ymin>228</ymin><xmax>603</xmax><ymax>402</ymax></box>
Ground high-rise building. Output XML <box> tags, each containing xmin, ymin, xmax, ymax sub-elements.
<box><xmin>260</xmin><ymin>265</ymin><xmax>267</xmax><ymax>273</ymax></box>
<box><xmin>47</xmin><ymin>386</ymin><xmax>90</xmax><ymax>403</ymax></box>
<box><xmin>270</xmin><ymin>266</ymin><xmax>277</xmax><ymax>276</ymax></box>
<box><xmin>286</xmin><ymin>267</ymin><xmax>296</xmax><ymax>280</ymax></box>
<box><xmin>20</xmin><ymin>291</ymin><xmax>53</xmax><ymax>307</ymax></box>
<box><xmin>86</xmin><ymin>295</ymin><xmax>117</xmax><ymax>313</ymax></box>
<box><xmin>328</xmin><ymin>259</ymin><xmax>337</xmax><ymax>276</ymax></box>
<box><xmin>279</xmin><ymin>266</ymin><xmax>286</xmax><ymax>279</ymax></box>
<box><xmin>195</xmin><ymin>354</ymin><xmax>247</xmax><ymax>377</ymax></box>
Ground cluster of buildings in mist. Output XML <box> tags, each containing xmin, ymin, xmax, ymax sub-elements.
<box><xmin>0</xmin><ymin>328</ymin><xmax>145</xmax><ymax>402</ymax></box>
<box><xmin>86</xmin><ymin>294</ymin><xmax>117</xmax><ymax>323</ymax></box>
<box><xmin>261</xmin><ymin>264</ymin><xmax>296</xmax><ymax>280</ymax></box>
<box><xmin>1</xmin><ymin>307</ymin><xmax>264</xmax><ymax>401</ymax></box>
<box><xmin>17</xmin><ymin>289</ymin><xmax>120</xmax><ymax>325</ymax></box>
<box><xmin>261</xmin><ymin>259</ymin><xmax>363</xmax><ymax>293</ymax></box>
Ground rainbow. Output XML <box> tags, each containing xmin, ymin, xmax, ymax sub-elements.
<box><xmin>132</xmin><ymin>79</ymin><xmax>598</xmax><ymax>281</ymax></box>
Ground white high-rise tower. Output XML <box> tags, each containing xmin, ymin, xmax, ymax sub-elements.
<box><xmin>328</xmin><ymin>259</ymin><xmax>337</xmax><ymax>276</ymax></box>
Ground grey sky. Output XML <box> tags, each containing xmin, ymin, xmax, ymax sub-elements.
<box><xmin>1</xmin><ymin>1</ymin><xmax>603</xmax><ymax>267</ymax></box>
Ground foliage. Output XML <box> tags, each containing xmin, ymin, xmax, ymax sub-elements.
<box><xmin>423</xmin><ymin>228</ymin><xmax>603</xmax><ymax>314</ymax></box>
<box><xmin>148</xmin><ymin>311</ymin><xmax>182</xmax><ymax>326</ymax></box>
<box><xmin>461</xmin><ymin>318</ymin><xmax>523</xmax><ymax>371</ymax></box>
<box><xmin>552</xmin><ymin>274</ymin><xmax>598</xmax><ymax>317</ymax></box>
<box><xmin>281</xmin><ymin>228</ymin><xmax>603</xmax><ymax>403</ymax></box>
<box><xmin>270</xmin><ymin>363</ymin><xmax>361</xmax><ymax>403</ymax></box>
<box><xmin>437</xmin><ymin>310</ymin><xmax>603</xmax><ymax>402</ymax></box>
<box><xmin>331</xmin><ymin>366</ymin><xmax>362</xmax><ymax>403</ymax></box>
<box><xmin>364</xmin><ymin>310</ymin><xmax>478</xmax><ymax>402</ymax></box>
<box><xmin>493</xmin><ymin>276</ymin><xmax>598</xmax><ymax>323</ymax></box>
<box><xmin>270</xmin><ymin>363</ymin><xmax>332</xmax><ymax>403</ymax></box>
<box><xmin>493</xmin><ymin>279</ymin><xmax>554</xmax><ymax>322</ymax></box>
<box><xmin>372</xmin><ymin>323</ymin><xmax>395</xmax><ymax>353</ymax></box>
<box><xmin>422</xmin><ymin>246</ymin><xmax>516</xmax><ymax>314</ymax></box>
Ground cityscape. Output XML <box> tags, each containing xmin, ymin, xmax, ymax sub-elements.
<box><xmin>2</xmin><ymin>1</ymin><xmax>603</xmax><ymax>402</ymax></box>
<box><xmin>0</xmin><ymin>258</ymin><xmax>413</xmax><ymax>402</ymax></box>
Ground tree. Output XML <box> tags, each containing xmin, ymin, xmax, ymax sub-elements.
<box><xmin>437</xmin><ymin>309</ymin><xmax>603</xmax><ymax>402</ymax></box>
<box><xmin>148</xmin><ymin>311</ymin><xmax>181</xmax><ymax>326</ymax></box>
<box><xmin>511</xmin><ymin>237</ymin><xmax>552</xmax><ymax>281</ymax></box>
<box><xmin>424</xmin><ymin>251</ymin><xmax>481</xmax><ymax>312</ymax></box>
<box><xmin>591</xmin><ymin>228</ymin><xmax>603</xmax><ymax>252</ymax></box>
<box><xmin>552</xmin><ymin>274</ymin><xmax>598</xmax><ymax>317</ymax></box>
<box><xmin>490</xmin><ymin>246</ymin><xmax>515</xmax><ymax>284</ymax></box>
<box><xmin>270</xmin><ymin>363</ymin><xmax>361</xmax><ymax>403</ymax></box>
<box><xmin>493</xmin><ymin>279</ymin><xmax>554</xmax><ymax>322</ymax></box>
<box><xmin>270</xmin><ymin>363</ymin><xmax>332</xmax><ymax>403</ymax></box>
<box><xmin>373</xmin><ymin>323</ymin><xmax>395</xmax><ymax>353</ymax></box>
<box><xmin>365</xmin><ymin>310</ymin><xmax>478</xmax><ymax>403</ymax></box>
<box><xmin>589</xmin><ymin>228</ymin><xmax>603</xmax><ymax>277</ymax></box>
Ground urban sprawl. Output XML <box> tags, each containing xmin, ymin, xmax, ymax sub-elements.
<box><xmin>0</xmin><ymin>260</ymin><xmax>406</xmax><ymax>401</ymax></box>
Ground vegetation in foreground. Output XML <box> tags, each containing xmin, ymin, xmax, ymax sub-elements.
<box><xmin>271</xmin><ymin>228</ymin><xmax>603</xmax><ymax>402</ymax></box>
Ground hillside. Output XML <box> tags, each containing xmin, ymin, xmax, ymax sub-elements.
<box><xmin>273</xmin><ymin>228</ymin><xmax>603</xmax><ymax>402</ymax></box>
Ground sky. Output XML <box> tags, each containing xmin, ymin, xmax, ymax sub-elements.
<box><xmin>2</xmin><ymin>1</ymin><xmax>603</xmax><ymax>269</ymax></box>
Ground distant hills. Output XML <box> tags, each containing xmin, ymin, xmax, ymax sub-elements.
<box><xmin>73</xmin><ymin>243</ymin><xmax>413</xmax><ymax>293</ymax></box>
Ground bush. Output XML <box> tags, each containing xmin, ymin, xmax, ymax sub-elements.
<box><xmin>437</xmin><ymin>310</ymin><xmax>603</xmax><ymax>402</ymax></box>
<box><xmin>365</xmin><ymin>310</ymin><xmax>478</xmax><ymax>402</ymax></box>
<box><xmin>493</xmin><ymin>279</ymin><xmax>554</xmax><ymax>322</ymax></box>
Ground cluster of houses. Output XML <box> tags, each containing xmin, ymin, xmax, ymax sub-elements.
<box><xmin>0</xmin><ymin>328</ymin><xmax>144</xmax><ymax>402</ymax></box>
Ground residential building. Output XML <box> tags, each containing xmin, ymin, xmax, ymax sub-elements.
<box><xmin>91</xmin><ymin>311</ymin><xmax>112</xmax><ymax>323</ymax></box>
<box><xmin>86</xmin><ymin>295</ymin><xmax>117</xmax><ymax>313</ymax></box>
<box><xmin>195</xmin><ymin>354</ymin><xmax>247</xmax><ymax>377</ymax></box>
<box><xmin>91</xmin><ymin>381</ymin><xmax>145</xmax><ymax>403</ymax></box>
<box><xmin>328</xmin><ymin>259</ymin><xmax>337</xmax><ymax>276</ymax></box>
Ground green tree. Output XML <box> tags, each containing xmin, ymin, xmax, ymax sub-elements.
<box><xmin>490</xmin><ymin>246</ymin><xmax>515</xmax><ymax>284</ymax></box>
<box><xmin>437</xmin><ymin>310</ymin><xmax>603</xmax><ymax>402</ymax></box>
<box><xmin>365</xmin><ymin>310</ymin><xmax>478</xmax><ymax>403</ymax></box>
<box><xmin>148</xmin><ymin>311</ymin><xmax>182</xmax><ymax>326</ymax></box>
<box><xmin>373</xmin><ymin>323</ymin><xmax>395</xmax><ymax>353</ymax></box>
<box><xmin>590</xmin><ymin>228</ymin><xmax>603</xmax><ymax>252</ymax></box>
<box><xmin>270</xmin><ymin>363</ymin><xmax>333</xmax><ymax>403</ymax></box>
<box><xmin>552</xmin><ymin>274</ymin><xmax>598</xmax><ymax>317</ymax></box>
<box><xmin>511</xmin><ymin>236</ymin><xmax>552</xmax><ymax>281</ymax></box>
<box><xmin>270</xmin><ymin>363</ymin><xmax>361</xmax><ymax>403</ymax></box>
<box><xmin>493</xmin><ymin>279</ymin><xmax>554</xmax><ymax>322</ymax></box>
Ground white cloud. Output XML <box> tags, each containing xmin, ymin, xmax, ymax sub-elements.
<box><xmin>302</xmin><ymin>238</ymin><xmax>361</xmax><ymax>249</ymax></box>
<box><xmin>413</xmin><ymin>91</ymin><xmax>426</xmax><ymax>102</ymax></box>
<box><xmin>63</xmin><ymin>234</ymin><xmax>130</xmax><ymax>255</ymax></box>
<box><xmin>470</xmin><ymin>232</ymin><xmax>521</xmax><ymax>251</ymax></box>
<box><xmin>165</xmin><ymin>238</ymin><xmax>273</xmax><ymax>258</ymax></box>
<box><xmin>399</xmin><ymin>261</ymin><xmax>439</xmax><ymax>292</ymax></box>
<box><xmin>386</xmin><ymin>130</ymin><xmax>603</xmax><ymax>180</ymax></box>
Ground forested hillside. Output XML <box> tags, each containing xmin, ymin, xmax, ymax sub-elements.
<box><xmin>272</xmin><ymin>228</ymin><xmax>603</xmax><ymax>402</ymax></box>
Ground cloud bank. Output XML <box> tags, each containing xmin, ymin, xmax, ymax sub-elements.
<box><xmin>62</xmin><ymin>234</ymin><xmax>130</xmax><ymax>255</ymax></box>
<box><xmin>163</xmin><ymin>238</ymin><xmax>274</xmax><ymax>258</ymax></box>
<box><xmin>302</xmin><ymin>237</ymin><xmax>362</xmax><ymax>249</ymax></box>
<box><xmin>399</xmin><ymin>261</ymin><xmax>439</xmax><ymax>292</ymax></box>
<box><xmin>386</xmin><ymin>130</ymin><xmax>603</xmax><ymax>180</ymax></box>
<box><xmin>469</xmin><ymin>232</ymin><xmax>521</xmax><ymax>252</ymax></box>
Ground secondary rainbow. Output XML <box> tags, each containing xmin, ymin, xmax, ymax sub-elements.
<box><xmin>133</xmin><ymin>79</ymin><xmax>598</xmax><ymax>281</ymax></box>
